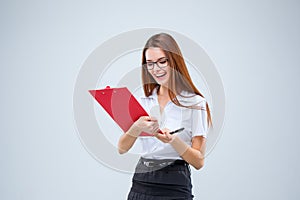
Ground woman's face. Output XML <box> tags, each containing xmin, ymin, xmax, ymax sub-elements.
<box><xmin>145</xmin><ymin>47</ymin><xmax>171</xmax><ymax>87</ymax></box>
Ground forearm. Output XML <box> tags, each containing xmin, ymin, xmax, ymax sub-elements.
<box><xmin>170</xmin><ymin>136</ymin><xmax>205</xmax><ymax>170</ymax></box>
<box><xmin>118</xmin><ymin>125</ymin><xmax>141</xmax><ymax>154</ymax></box>
<box><xmin>118</xmin><ymin>116</ymin><xmax>159</xmax><ymax>154</ymax></box>
<box><xmin>117</xmin><ymin>133</ymin><xmax>137</xmax><ymax>154</ymax></box>
<box><xmin>181</xmin><ymin>146</ymin><xmax>205</xmax><ymax>170</ymax></box>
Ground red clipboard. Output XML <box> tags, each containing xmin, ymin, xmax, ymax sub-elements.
<box><xmin>89</xmin><ymin>86</ymin><xmax>158</xmax><ymax>136</ymax></box>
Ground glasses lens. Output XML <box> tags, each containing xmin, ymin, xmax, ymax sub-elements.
<box><xmin>146</xmin><ymin>63</ymin><xmax>154</xmax><ymax>70</ymax></box>
<box><xmin>144</xmin><ymin>58</ymin><xmax>168</xmax><ymax>70</ymax></box>
<box><xmin>157</xmin><ymin>58</ymin><xmax>168</xmax><ymax>68</ymax></box>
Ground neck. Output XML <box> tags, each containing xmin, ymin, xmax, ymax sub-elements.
<box><xmin>158</xmin><ymin>85</ymin><xmax>169</xmax><ymax>97</ymax></box>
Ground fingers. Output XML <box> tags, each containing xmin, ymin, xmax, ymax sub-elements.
<box><xmin>139</xmin><ymin>116</ymin><xmax>151</xmax><ymax>122</ymax></box>
<box><xmin>155</xmin><ymin>132</ymin><xmax>173</xmax><ymax>143</ymax></box>
<box><xmin>159</xmin><ymin>128</ymin><xmax>172</xmax><ymax>140</ymax></box>
<box><xmin>149</xmin><ymin>116</ymin><xmax>158</xmax><ymax>122</ymax></box>
<box><xmin>161</xmin><ymin>128</ymin><xmax>170</xmax><ymax>134</ymax></box>
<box><xmin>137</xmin><ymin>116</ymin><xmax>165</xmax><ymax>135</ymax></box>
<box><xmin>164</xmin><ymin>131</ymin><xmax>171</xmax><ymax>140</ymax></box>
<box><xmin>140</xmin><ymin>116</ymin><xmax>157</xmax><ymax>122</ymax></box>
<box><xmin>136</xmin><ymin>116</ymin><xmax>157</xmax><ymax>125</ymax></box>
<box><xmin>152</xmin><ymin>126</ymin><xmax>160</xmax><ymax>135</ymax></box>
<box><xmin>131</xmin><ymin>116</ymin><xmax>160</xmax><ymax>137</ymax></box>
<box><xmin>140</xmin><ymin>119</ymin><xmax>159</xmax><ymax>134</ymax></box>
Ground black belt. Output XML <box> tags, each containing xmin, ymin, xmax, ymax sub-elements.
<box><xmin>140</xmin><ymin>157</ymin><xmax>188</xmax><ymax>168</ymax></box>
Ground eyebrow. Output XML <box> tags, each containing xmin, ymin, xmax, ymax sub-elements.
<box><xmin>146</xmin><ymin>57</ymin><xmax>167</xmax><ymax>62</ymax></box>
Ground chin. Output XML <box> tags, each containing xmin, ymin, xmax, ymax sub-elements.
<box><xmin>155</xmin><ymin>77</ymin><xmax>169</xmax><ymax>86</ymax></box>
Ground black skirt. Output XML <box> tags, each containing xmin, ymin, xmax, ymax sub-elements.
<box><xmin>127</xmin><ymin>157</ymin><xmax>194</xmax><ymax>200</ymax></box>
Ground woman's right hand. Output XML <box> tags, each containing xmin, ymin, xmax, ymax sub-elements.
<box><xmin>119</xmin><ymin>116</ymin><xmax>159</xmax><ymax>154</ymax></box>
<box><xmin>127</xmin><ymin>116</ymin><xmax>160</xmax><ymax>137</ymax></box>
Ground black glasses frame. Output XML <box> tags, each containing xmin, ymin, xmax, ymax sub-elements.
<box><xmin>144</xmin><ymin>57</ymin><xmax>169</xmax><ymax>70</ymax></box>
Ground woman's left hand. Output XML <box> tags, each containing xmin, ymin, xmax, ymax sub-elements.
<box><xmin>154</xmin><ymin>128</ymin><xmax>174</xmax><ymax>143</ymax></box>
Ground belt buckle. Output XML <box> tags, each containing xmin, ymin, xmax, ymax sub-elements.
<box><xmin>144</xmin><ymin>161</ymin><xmax>155</xmax><ymax>167</ymax></box>
<box><xmin>159</xmin><ymin>161</ymin><xmax>174</xmax><ymax>167</ymax></box>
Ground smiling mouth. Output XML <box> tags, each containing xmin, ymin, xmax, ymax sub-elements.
<box><xmin>155</xmin><ymin>72</ymin><xmax>166</xmax><ymax>78</ymax></box>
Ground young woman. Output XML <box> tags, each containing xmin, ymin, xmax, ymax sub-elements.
<box><xmin>118</xmin><ymin>33</ymin><xmax>213</xmax><ymax>200</ymax></box>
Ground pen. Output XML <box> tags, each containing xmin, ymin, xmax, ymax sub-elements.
<box><xmin>169</xmin><ymin>127</ymin><xmax>185</xmax><ymax>134</ymax></box>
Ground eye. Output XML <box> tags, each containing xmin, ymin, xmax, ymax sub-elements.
<box><xmin>146</xmin><ymin>62</ymin><xmax>154</xmax><ymax>67</ymax></box>
<box><xmin>159</xmin><ymin>60</ymin><xmax>167</xmax><ymax>64</ymax></box>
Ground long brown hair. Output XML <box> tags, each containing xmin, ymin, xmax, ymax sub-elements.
<box><xmin>141</xmin><ymin>33</ymin><xmax>213</xmax><ymax>128</ymax></box>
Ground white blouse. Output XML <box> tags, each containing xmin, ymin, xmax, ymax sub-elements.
<box><xmin>137</xmin><ymin>87</ymin><xmax>208</xmax><ymax>160</ymax></box>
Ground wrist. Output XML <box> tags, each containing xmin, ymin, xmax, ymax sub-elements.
<box><xmin>169</xmin><ymin>136</ymin><xmax>189</xmax><ymax>156</ymax></box>
<box><xmin>126</xmin><ymin>124</ymin><xmax>141</xmax><ymax>137</ymax></box>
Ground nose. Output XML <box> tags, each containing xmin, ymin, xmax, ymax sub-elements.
<box><xmin>153</xmin><ymin>63</ymin><xmax>162</xmax><ymax>71</ymax></box>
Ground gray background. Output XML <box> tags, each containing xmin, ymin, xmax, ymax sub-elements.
<box><xmin>1</xmin><ymin>0</ymin><xmax>299</xmax><ymax>199</ymax></box>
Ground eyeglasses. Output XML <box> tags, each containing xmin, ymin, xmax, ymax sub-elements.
<box><xmin>144</xmin><ymin>57</ymin><xmax>169</xmax><ymax>70</ymax></box>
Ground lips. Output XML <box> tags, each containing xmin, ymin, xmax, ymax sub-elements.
<box><xmin>154</xmin><ymin>72</ymin><xmax>166</xmax><ymax>78</ymax></box>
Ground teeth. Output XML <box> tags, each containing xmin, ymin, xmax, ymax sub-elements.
<box><xmin>155</xmin><ymin>73</ymin><xmax>166</xmax><ymax>77</ymax></box>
